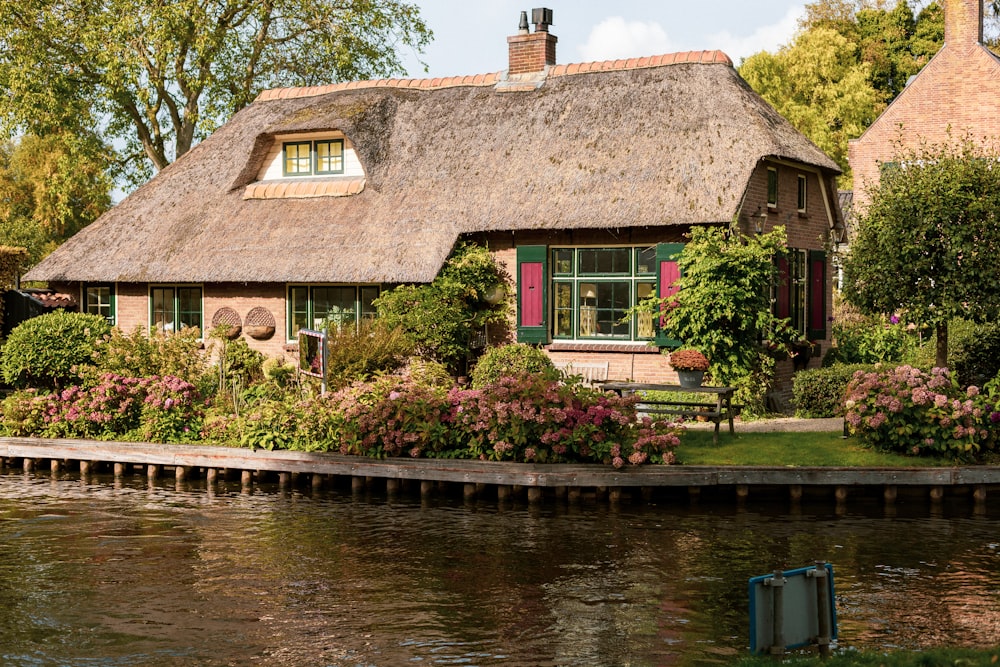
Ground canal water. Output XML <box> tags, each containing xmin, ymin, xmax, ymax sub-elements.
<box><xmin>0</xmin><ymin>471</ymin><xmax>998</xmax><ymax>666</ymax></box>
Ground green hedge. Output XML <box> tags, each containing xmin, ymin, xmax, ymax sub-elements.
<box><xmin>792</xmin><ymin>363</ymin><xmax>884</xmax><ymax>418</ymax></box>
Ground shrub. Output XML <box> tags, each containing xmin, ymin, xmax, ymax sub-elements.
<box><xmin>843</xmin><ymin>365</ymin><xmax>994</xmax><ymax>459</ymax></box>
<box><xmin>1</xmin><ymin>311</ymin><xmax>111</xmax><ymax>388</ymax></box>
<box><xmin>91</xmin><ymin>326</ymin><xmax>209</xmax><ymax>387</ymax></box>
<box><xmin>324</xmin><ymin>320</ymin><xmax>413</xmax><ymax>389</ymax></box>
<box><xmin>375</xmin><ymin>242</ymin><xmax>508</xmax><ymax>375</ymax></box>
<box><xmin>913</xmin><ymin>319</ymin><xmax>1000</xmax><ymax>387</ymax></box>
<box><xmin>824</xmin><ymin>315</ymin><xmax>918</xmax><ymax>366</ymax></box>
<box><xmin>1</xmin><ymin>373</ymin><xmax>203</xmax><ymax>442</ymax></box>
<box><xmin>793</xmin><ymin>364</ymin><xmax>882</xmax><ymax>418</ymax></box>
<box><xmin>470</xmin><ymin>343</ymin><xmax>559</xmax><ymax>388</ymax></box>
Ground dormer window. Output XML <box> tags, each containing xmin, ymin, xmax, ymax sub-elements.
<box><xmin>282</xmin><ymin>139</ymin><xmax>345</xmax><ymax>177</ymax></box>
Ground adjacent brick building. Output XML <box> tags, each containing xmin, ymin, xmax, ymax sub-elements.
<box><xmin>849</xmin><ymin>0</ymin><xmax>1000</xmax><ymax>209</ymax></box>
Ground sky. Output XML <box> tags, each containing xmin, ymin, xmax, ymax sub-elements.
<box><xmin>399</xmin><ymin>1</ymin><xmax>811</xmax><ymax>78</ymax></box>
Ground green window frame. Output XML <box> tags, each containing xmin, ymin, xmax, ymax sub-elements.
<box><xmin>150</xmin><ymin>285</ymin><xmax>203</xmax><ymax>335</ymax></box>
<box><xmin>315</xmin><ymin>139</ymin><xmax>345</xmax><ymax>175</ymax></box>
<box><xmin>550</xmin><ymin>247</ymin><xmax>658</xmax><ymax>342</ymax></box>
<box><xmin>283</xmin><ymin>141</ymin><xmax>312</xmax><ymax>176</ymax></box>
<box><xmin>83</xmin><ymin>283</ymin><xmax>115</xmax><ymax>325</ymax></box>
<box><xmin>283</xmin><ymin>139</ymin><xmax>345</xmax><ymax>177</ymax></box>
<box><xmin>286</xmin><ymin>285</ymin><xmax>379</xmax><ymax>340</ymax></box>
<box><xmin>767</xmin><ymin>167</ymin><xmax>778</xmax><ymax>207</ymax></box>
<box><xmin>797</xmin><ymin>174</ymin><xmax>807</xmax><ymax>212</ymax></box>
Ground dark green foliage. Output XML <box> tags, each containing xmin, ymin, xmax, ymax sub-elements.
<box><xmin>324</xmin><ymin>320</ymin><xmax>413</xmax><ymax>389</ymax></box>
<box><xmin>470</xmin><ymin>343</ymin><xmax>559</xmax><ymax>389</ymax></box>
<box><xmin>823</xmin><ymin>315</ymin><xmax>917</xmax><ymax>365</ymax></box>
<box><xmin>635</xmin><ymin>225</ymin><xmax>803</xmax><ymax>416</ymax></box>
<box><xmin>0</xmin><ymin>311</ymin><xmax>110</xmax><ymax>388</ymax></box>
<box><xmin>843</xmin><ymin>137</ymin><xmax>1000</xmax><ymax>368</ymax></box>
<box><xmin>375</xmin><ymin>242</ymin><xmax>509</xmax><ymax>375</ymax></box>
<box><xmin>793</xmin><ymin>363</ymin><xmax>880</xmax><ymax>418</ymax></box>
<box><xmin>913</xmin><ymin>319</ymin><xmax>1000</xmax><ymax>387</ymax></box>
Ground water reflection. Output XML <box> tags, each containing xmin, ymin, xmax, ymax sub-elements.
<box><xmin>0</xmin><ymin>471</ymin><xmax>996</xmax><ymax>666</ymax></box>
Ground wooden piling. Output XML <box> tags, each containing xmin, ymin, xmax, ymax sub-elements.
<box><xmin>114</xmin><ymin>462</ymin><xmax>126</xmax><ymax>478</ymax></box>
<box><xmin>147</xmin><ymin>464</ymin><xmax>160</xmax><ymax>480</ymax></box>
<box><xmin>884</xmin><ymin>485</ymin><xmax>897</xmax><ymax>504</ymax></box>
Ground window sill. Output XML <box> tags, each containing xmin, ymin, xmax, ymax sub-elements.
<box><xmin>546</xmin><ymin>341</ymin><xmax>660</xmax><ymax>353</ymax></box>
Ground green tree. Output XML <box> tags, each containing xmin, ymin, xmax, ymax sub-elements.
<box><xmin>739</xmin><ymin>27</ymin><xmax>881</xmax><ymax>181</ymax></box>
<box><xmin>842</xmin><ymin>138</ymin><xmax>1000</xmax><ymax>369</ymax></box>
<box><xmin>636</xmin><ymin>226</ymin><xmax>804</xmax><ymax>415</ymax></box>
<box><xmin>0</xmin><ymin>0</ymin><xmax>431</xmax><ymax>184</ymax></box>
<box><xmin>0</xmin><ymin>133</ymin><xmax>112</xmax><ymax>264</ymax></box>
<box><xmin>374</xmin><ymin>242</ymin><xmax>509</xmax><ymax>376</ymax></box>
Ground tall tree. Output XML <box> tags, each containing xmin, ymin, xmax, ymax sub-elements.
<box><xmin>0</xmin><ymin>0</ymin><xmax>432</xmax><ymax>186</ymax></box>
<box><xmin>0</xmin><ymin>133</ymin><xmax>113</xmax><ymax>265</ymax></box>
<box><xmin>842</xmin><ymin>138</ymin><xmax>1000</xmax><ymax>368</ymax></box>
<box><xmin>739</xmin><ymin>27</ymin><xmax>881</xmax><ymax>181</ymax></box>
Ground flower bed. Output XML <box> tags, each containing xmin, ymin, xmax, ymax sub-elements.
<box><xmin>843</xmin><ymin>365</ymin><xmax>998</xmax><ymax>459</ymax></box>
<box><xmin>3</xmin><ymin>372</ymin><xmax>682</xmax><ymax>467</ymax></box>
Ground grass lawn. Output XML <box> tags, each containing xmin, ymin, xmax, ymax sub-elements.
<box><xmin>675</xmin><ymin>429</ymin><xmax>953</xmax><ymax>467</ymax></box>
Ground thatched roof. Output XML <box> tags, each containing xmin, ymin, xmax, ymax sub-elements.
<box><xmin>26</xmin><ymin>50</ymin><xmax>840</xmax><ymax>285</ymax></box>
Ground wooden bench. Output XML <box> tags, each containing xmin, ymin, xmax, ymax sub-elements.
<box><xmin>600</xmin><ymin>382</ymin><xmax>738</xmax><ymax>445</ymax></box>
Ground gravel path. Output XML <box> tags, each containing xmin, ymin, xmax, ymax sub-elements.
<box><xmin>683</xmin><ymin>416</ymin><xmax>844</xmax><ymax>433</ymax></box>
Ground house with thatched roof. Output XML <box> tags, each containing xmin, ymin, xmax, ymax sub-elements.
<box><xmin>26</xmin><ymin>9</ymin><xmax>844</xmax><ymax>387</ymax></box>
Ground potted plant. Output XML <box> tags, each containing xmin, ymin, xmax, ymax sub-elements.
<box><xmin>669</xmin><ymin>348</ymin><xmax>709</xmax><ymax>388</ymax></box>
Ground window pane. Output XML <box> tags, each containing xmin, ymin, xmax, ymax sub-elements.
<box><xmin>792</xmin><ymin>250</ymin><xmax>807</xmax><ymax>333</ymax></box>
<box><xmin>288</xmin><ymin>286</ymin><xmax>309</xmax><ymax>338</ymax></box>
<box><xmin>768</xmin><ymin>168</ymin><xmax>778</xmax><ymax>206</ymax></box>
<box><xmin>578</xmin><ymin>248</ymin><xmax>630</xmax><ymax>275</ymax></box>
<box><xmin>797</xmin><ymin>175</ymin><xmax>807</xmax><ymax>211</ymax></box>
<box><xmin>635</xmin><ymin>282</ymin><xmax>655</xmax><ymax>338</ymax></box>
<box><xmin>552</xmin><ymin>249</ymin><xmax>573</xmax><ymax>275</ymax></box>
<box><xmin>635</xmin><ymin>247</ymin><xmax>655</xmax><ymax>275</ymax></box>
<box><xmin>312</xmin><ymin>286</ymin><xmax>357</xmax><ymax>332</ymax></box>
<box><xmin>85</xmin><ymin>286</ymin><xmax>113</xmax><ymax>324</ymax></box>
<box><xmin>315</xmin><ymin>140</ymin><xmax>344</xmax><ymax>174</ymax></box>
<box><xmin>360</xmin><ymin>287</ymin><xmax>379</xmax><ymax>320</ymax></box>
<box><xmin>553</xmin><ymin>282</ymin><xmax>573</xmax><ymax>337</ymax></box>
<box><xmin>151</xmin><ymin>288</ymin><xmax>174</xmax><ymax>333</ymax></box>
<box><xmin>594</xmin><ymin>282</ymin><xmax>630</xmax><ymax>337</ymax></box>
<box><xmin>284</xmin><ymin>142</ymin><xmax>311</xmax><ymax>175</ymax></box>
<box><xmin>177</xmin><ymin>287</ymin><xmax>202</xmax><ymax>331</ymax></box>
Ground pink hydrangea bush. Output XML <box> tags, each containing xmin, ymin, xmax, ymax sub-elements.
<box><xmin>1</xmin><ymin>373</ymin><xmax>202</xmax><ymax>442</ymax></box>
<box><xmin>844</xmin><ymin>365</ymin><xmax>994</xmax><ymax>458</ymax></box>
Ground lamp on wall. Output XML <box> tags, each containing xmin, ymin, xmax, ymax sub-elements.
<box><xmin>753</xmin><ymin>206</ymin><xmax>768</xmax><ymax>234</ymax></box>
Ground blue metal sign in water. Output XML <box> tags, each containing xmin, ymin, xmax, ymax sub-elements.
<box><xmin>749</xmin><ymin>562</ymin><xmax>837</xmax><ymax>655</ymax></box>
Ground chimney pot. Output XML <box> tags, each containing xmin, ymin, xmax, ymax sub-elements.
<box><xmin>518</xmin><ymin>10</ymin><xmax>529</xmax><ymax>35</ymax></box>
<box><xmin>532</xmin><ymin>7</ymin><xmax>553</xmax><ymax>32</ymax></box>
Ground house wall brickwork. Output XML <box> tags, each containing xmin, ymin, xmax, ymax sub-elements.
<box><xmin>849</xmin><ymin>0</ymin><xmax>1000</xmax><ymax>210</ymax></box>
<box><xmin>479</xmin><ymin>158</ymin><xmax>837</xmax><ymax>392</ymax></box>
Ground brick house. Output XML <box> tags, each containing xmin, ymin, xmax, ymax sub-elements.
<box><xmin>25</xmin><ymin>10</ymin><xmax>844</xmax><ymax>388</ymax></box>
<box><xmin>849</xmin><ymin>0</ymin><xmax>1000</xmax><ymax>210</ymax></box>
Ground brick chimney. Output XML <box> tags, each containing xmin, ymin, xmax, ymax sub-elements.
<box><xmin>507</xmin><ymin>8</ymin><xmax>557</xmax><ymax>75</ymax></box>
<box><xmin>945</xmin><ymin>0</ymin><xmax>983</xmax><ymax>45</ymax></box>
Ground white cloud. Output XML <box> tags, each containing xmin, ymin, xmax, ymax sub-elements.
<box><xmin>577</xmin><ymin>17</ymin><xmax>674</xmax><ymax>62</ymax></box>
<box><xmin>704</xmin><ymin>5</ymin><xmax>805</xmax><ymax>63</ymax></box>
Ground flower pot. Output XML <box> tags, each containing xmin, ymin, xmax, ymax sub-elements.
<box><xmin>677</xmin><ymin>370</ymin><xmax>705</xmax><ymax>388</ymax></box>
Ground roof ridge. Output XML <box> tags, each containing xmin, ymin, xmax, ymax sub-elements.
<box><xmin>254</xmin><ymin>49</ymin><xmax>733</xmax><ymax>102</ymax></box>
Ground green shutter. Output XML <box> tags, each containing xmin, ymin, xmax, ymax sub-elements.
<box><xmin>808</xmin><ymin>250</ymin><xmax>828</xmax><ymax>341</ymax></box>
<box><xmin>516</xmin><ymin>245</ymin><xmax>548</xmax><ymax>344</ymax></box>
<box><xmin>654</xmin><ymin>242</ymin><xmax>684</xmax><ymax>348</ymax></box>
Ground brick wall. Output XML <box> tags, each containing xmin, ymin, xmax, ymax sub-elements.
<box><xmin>849</xmin><ymin>0</ymin><xmax>1000</xmax><ymax>209</ymax></box>
<box><xmin>507</xmin><ymin>31</ymin><xmax>557</xmax><ymax>74</ymax></box>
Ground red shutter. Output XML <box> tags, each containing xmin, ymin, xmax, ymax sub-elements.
<box><xmin>808</xmin><ymin>251</ymin><xmax>827</xmax><ymax>340</ymax></box>
<box><xmin>519</xmin><ymin>261</ymin><xmax>543</xmax><ymax>327</ymax></box>
<box><xmin>774</xmin><ymin>257</ymin><xmax>790</xmax><ymax>320</ymax></box>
